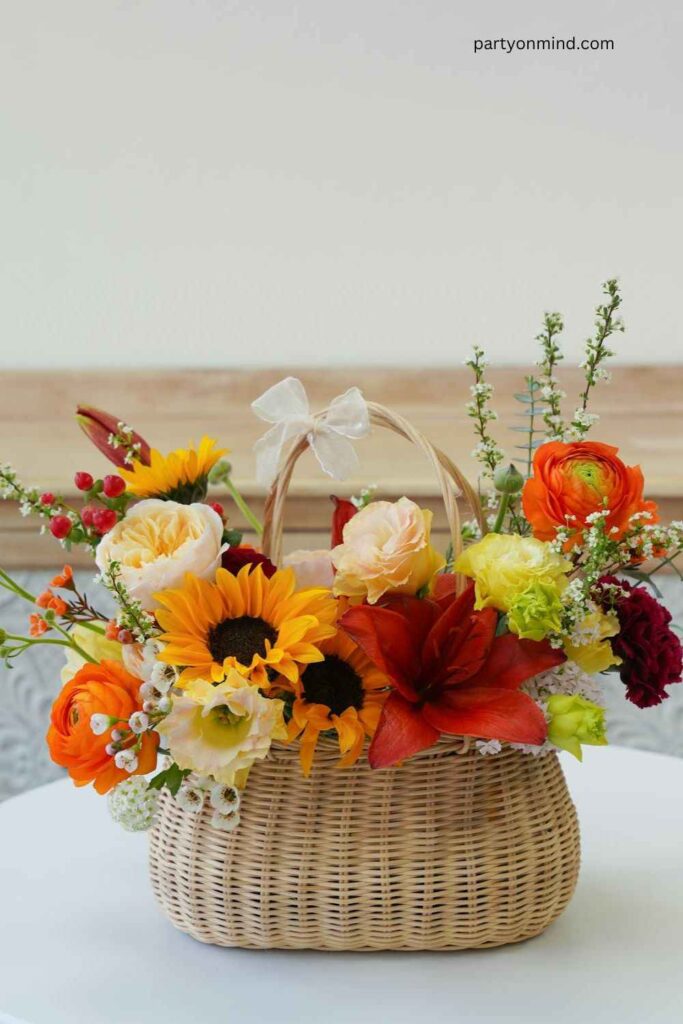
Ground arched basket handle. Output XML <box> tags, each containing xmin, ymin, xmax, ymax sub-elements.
<box><xmin>261</xmin><ymin>401</ymin><xmax>484</xmax><ymax>572</ymax></box>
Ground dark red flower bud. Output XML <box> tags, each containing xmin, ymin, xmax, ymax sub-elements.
<box><xmin>221</xmin><ymin>546</ymin><xmax>277</xmax><ymax>578</ymax></box>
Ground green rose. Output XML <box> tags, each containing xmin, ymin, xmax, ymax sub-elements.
<box><xmin>507</xmin><ymin>581</ymin><xmax>564</xmax><ymax>641</ymax></box>
<box><xmin>546</xmin><ymin>694</ymin><xmax>608</xmax><ymax>761</ymax></box>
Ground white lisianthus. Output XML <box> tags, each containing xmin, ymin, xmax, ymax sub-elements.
<box><xmin>95</xmin><ymin>499</ymin><xmax>225</xmax><ymax>610</ymax></box>
<box><xmin>157</xmin><ymin>671</ymin><xmax>286</xmax><ymax>786</ymax></box>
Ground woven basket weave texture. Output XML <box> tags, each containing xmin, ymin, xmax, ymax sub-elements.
<box><xmin>149</xmin><ymin>740</ymin><xmax>580</xmax><ymax>950</ymax></box>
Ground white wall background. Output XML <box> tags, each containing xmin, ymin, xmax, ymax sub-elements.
<box><xmin>0</xmin><ymin>0</ymin><xmax>680</xmax><ymax>369</ymax></box>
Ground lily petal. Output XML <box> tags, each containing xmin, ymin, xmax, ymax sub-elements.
<box><xmin>423</xmin><ymin>685</ymin><xmax>548</xmax><ymax>745</ymax></box>
<box><xmin>368</xmin><ymin>692</ymin><xmax>440</xmax><ymax>768</ymax></box>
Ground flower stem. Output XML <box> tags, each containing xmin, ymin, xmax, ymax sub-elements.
<box><xmin>492</xmin><ymin>493</ymin><xmax>511</xmax><ymax>534</ymax></box>
<box><xmin>225</xmin><ymin>478</ymin><xmax>263</xmax><ymax>537</ymax></box>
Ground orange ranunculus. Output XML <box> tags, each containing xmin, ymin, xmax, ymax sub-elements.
<box><xmin>47</xmin><ymin>660</ymin><xmax>158</xmax><ymax>794</ymax></box>
<box><xmin>522</xmin><ymin>440</ymin><xmax>658</xmax><ymax>546</ymax></box>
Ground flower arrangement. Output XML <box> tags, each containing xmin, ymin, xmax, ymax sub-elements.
<box><xmin>1</xmin><ymin>280</ymin><xmax>681</xmax><ymax>838</ymax></box>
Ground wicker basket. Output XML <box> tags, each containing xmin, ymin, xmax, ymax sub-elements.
<box><xmin>148</xmin><ymin>402</ymin><xmax>581</xmax><ymax>950</ymax></box>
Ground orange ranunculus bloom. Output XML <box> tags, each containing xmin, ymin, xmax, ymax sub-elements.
<box><xmin>522</xmin><ymin>440</ymin><xmax>658</xmax><ymax>547</ymax></box>
<box><xmin>47</xmin><ymin>660</ymin><xmax>158</xmax><ymax>794</ymax></box>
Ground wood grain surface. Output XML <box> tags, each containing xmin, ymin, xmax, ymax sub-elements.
<box><xmin>1</xmin><ymin>367</ymin><xmax>681</xmax><ymax>567</ymax></box>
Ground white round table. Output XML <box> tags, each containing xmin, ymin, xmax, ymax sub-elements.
<box><xmin>1</xmin><ymin>746</ymin><xmax>681</xmax><ymax>1024</ymax></box>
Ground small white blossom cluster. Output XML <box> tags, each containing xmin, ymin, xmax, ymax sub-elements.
<box><xmin>107</xmin><ymin>421</ymin><xmax>143</xmax><ymax>465</ymax></box>
<box><xmin>524</xmin><ymin>661</ymin><xmax>603</xmax><ymax>705</ymax></box>
<box><xmin>174</xmin><ymin>776</ymin><xmax>242</xmax><ymax>832</ymax></box>
<box><xmin>131</xmin><ymin>638</ymin><xmax>177</xmax><ymax>714</ymax></box>
<box><xmin>465</xmin><ymin>347</ymin><xmax>505</xmax><ymax>480</ymax></box>
<box><xmin>566</xmin><ymin>408</ymin><xmax>600</xmax><ymax>440</ymax></box>
<box><xmin>108</xmin><ymin>777</ymin><xmax>160</xmax><ymax>832</ymax></box>
<box><xmin>97</xmin><ymin>561</ymin><xmax>157</xmax><ymax>642</ymax></box>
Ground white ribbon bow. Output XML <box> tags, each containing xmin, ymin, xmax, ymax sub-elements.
<box><xmin>251</xmin><ymin>377</ymin><xmax>370</xmax><ymax>487</ymax></box>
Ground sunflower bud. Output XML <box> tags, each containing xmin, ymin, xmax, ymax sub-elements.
<box><xmin>493</xmin><ymin>463</ymin><xmax>524</xmax><ymax>495</ymax></box>
<box><xmin>76</xmin><ymin>406</ymin><xmax>151</xmax><ymax>469</ymax></box>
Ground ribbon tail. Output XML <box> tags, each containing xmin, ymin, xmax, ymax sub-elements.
<box><xmin>311</xmin><ymin>428</ymin><xmax>360</xmax><ymax>481</ymax></box>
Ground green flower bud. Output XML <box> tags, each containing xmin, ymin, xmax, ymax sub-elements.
<box><xmin>546</xmin><ymin>694</ymin><xmax>607</xmax><ymax>761</ymax></box>
<box><xmin>0</xmin><ymin>628</ymin><xmax>6</xmax><ymax>644</ymax></box>
<box><xmin>493</xmin><ymin>463</ymin><xmax>524</xmax><ymax>494</ymax></box>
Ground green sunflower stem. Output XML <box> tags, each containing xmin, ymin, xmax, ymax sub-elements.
<box><xmin>225</xmin><ymin>478</ymin><xmax>263</xmax><ymax>537</ymax></box>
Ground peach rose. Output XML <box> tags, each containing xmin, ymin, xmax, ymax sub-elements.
<box><xmin>522</xmin><ymin>441</ymin><xmax>658</xmax><ymax>547</ymax></box>
<box><xmin>95</xmin><ymin>498</ymin><xmax>224</xmax><ymax>610</ymax></box>
<box><xmin>332</xmin><ymin>497</ymin><xmax>444</xmax><ymax>604</ymax></box>
<box><xmin>47</xmin><ymin>660</ymin><xmax>158</xmax><ymax>794</ymax></box>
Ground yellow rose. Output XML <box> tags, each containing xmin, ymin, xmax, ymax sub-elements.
<box><xmin>564</xmin><ymin>610</ymin><xmax>621</xmax><ymax>673</ymax></box>
<box><xmin>332</xmin><ymin>497</ymin><xmax>444</xmax><ymax>604</ymax></box>
<box><xmin>454</xmin><ymin>533</ymin><xmax>572</xmax><ymax>612</ymax></box>
<box><xmin>157</xmin><ymin>671</ymin><xmax>286</xmax><ymax>786</ymax></box>
<box><xmin>95</xmin><ymin>498</ymin><xmax>224</xmax><ymax>610</ymax></box>
<box><xmin>60</xmin><ymin>625</ymin><xmax>123</xmax><ymax>686</ymax></box>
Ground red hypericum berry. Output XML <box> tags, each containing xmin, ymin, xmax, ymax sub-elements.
<box><xmin>102</xmin><ymin>474</ymin><xmax>126</xmax><ymax>498</ymax></box>
<box><xmin>92</xmin><ymin>508</ymin><xmax>118</xmax><ymax>535</ymax></box>
<box><xmin>74</xmin><ymin>471</ymin><xmax>94</xmax><ymax>492</ymax></box>
<box><xmin>80</xmin><ymin>505</ymin><xmax>96</xmax><ymax>527</ymax></box>
<box><xmin>50</xmin><ymin>515</ymin><xmax>73</xmax><ymax>540</ymax></box>
<box><xmin>209</xmin><ymin>502</ymin><xmax>225</xmax><ymax>518</ymax></box>
<box><xmin>40</xmin><ymin>492</ymin><xmax>55</xmax><ymax>507</ymax></box>
<box><xmin>117</xmin><ymin>629</ymin><xmax>134</xmax><ymax>644</ymax></box>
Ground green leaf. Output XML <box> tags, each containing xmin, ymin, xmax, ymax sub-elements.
<box><xmin>148</xmin><ymin>763</ymin><xmax>191</xmax><ymax>796</ymax></box>
<box><xmin>495</xmin><ymin>613</ymin><xmax>509</xmax><ymax>636</ymax></box>
<box><xmin>223</xmin><ymin>528</ymin><xmax>244</xmax><ymax>547</ymax></box>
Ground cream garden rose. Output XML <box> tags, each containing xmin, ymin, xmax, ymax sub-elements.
<box><xmin>95</xmin><ymin>499</ymin><xmax>224</xmax><ymax>610</ymax></box>
<box><xmin>332</xmin><ymin>497</ymin><xmax>444</xmax><ymax>604</ymax></box>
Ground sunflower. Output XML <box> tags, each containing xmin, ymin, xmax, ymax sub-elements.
<box><xmin>119</xmin><ymin>436</ymin><xmax>226</xmax><ymax>501</ymax></box>
<box><xmin>154</xmin><ymin>564</ymin><xmax>338</xmax><ymax>689</ymax></box>
<box><xmin>284</xmin><ymin>632</ymin><xmax>388</xmax><ymax>776</ymax></box>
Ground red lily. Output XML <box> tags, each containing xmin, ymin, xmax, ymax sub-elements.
<box><xmin>330</xmin><ymin>495</ymin><xmax>357</xmax><ymax>546</ymax></box>
<box><xmin>341</xmin><ymin>582</ymin><xmax>565</xmax><ymax>768</ymax></box>
<box><xmin>76</xmin><ymin>405</ymin><xmax>151</xmax><ymax>469</ymax></box>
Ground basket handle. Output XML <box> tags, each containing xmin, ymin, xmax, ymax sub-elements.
<box><xmin>261</xmin><ymin>401</ymin><xmax>484</xmax><ymax>570</ymax></box>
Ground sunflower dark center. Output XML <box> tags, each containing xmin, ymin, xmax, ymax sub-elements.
<box><xmin>208</xmin><ymin>616</ymin><xmax>277</xmax><ymax>665</ymax></box>
<box><xmin>301</xmin><ymin>655</ymin><xmax>364</xmax><ymax>716</ymax></box>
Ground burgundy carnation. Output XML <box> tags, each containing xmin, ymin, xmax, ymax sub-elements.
<box><xmin>221</xmin><ymin>546</ymin><xmax>277</xmax><ymax>578</ymax></box>
<box><xmin>598</xmin><ymin>575</ymin><xmax>682</xmax><ymax>708</ymax></box>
